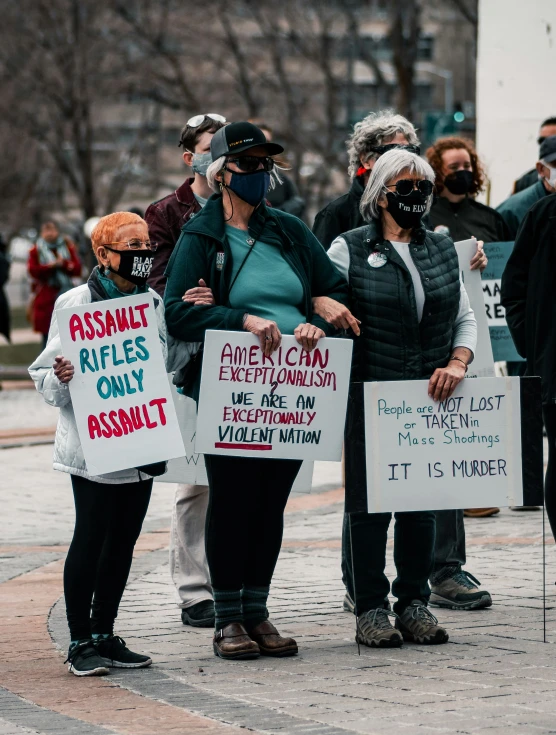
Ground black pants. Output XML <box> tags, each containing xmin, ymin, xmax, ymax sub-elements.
<box><xmin>543</xmin><ymin>405</ymin><xmax>556</xmax><ymax>539</ymax></box>
<box><xmin>431</xmin><ymin>509</ymin><xmax>466</xmax><ymax>580</ymax></box>
<box><xmin>64</xmin><ymin>474</ymin><xmax>152</xmax><ymax>641</ymax></box>
<box><xmin>204</xmin><ymin>455</ymin><xmax>302</xmax><ymax>590</ymax></box>
<box><xmin>342</xmin><ymin>509</ymin><xmax>436</xmax><ymax>615</ymax></box>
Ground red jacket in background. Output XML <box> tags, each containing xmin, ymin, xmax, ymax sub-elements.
<box><xmin>145</xmin><ymin>178</ymin><xmax>201</xmax><ymax>297</ymax></box>
<box><xmin>28</xmin><ymin>239</ymin><xmax>81</xmax><ymax>335</ymax></box>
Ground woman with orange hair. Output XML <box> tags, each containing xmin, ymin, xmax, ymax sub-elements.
<box><xmin>29</xmin><ymin>212</ymin><xmax>164</xmax><ymax>677</ymax></box>
<box><xmin>426</xmin><ymin>136</ymin><xmax>510</xmax><ymax>243</ymax></box>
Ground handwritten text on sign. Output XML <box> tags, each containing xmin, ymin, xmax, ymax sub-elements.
<box><xmin>57</xmin><ymin>293</ymin><xmax>185</xmax><ymax>476</ymax></box>
<box><xmin>364</xmin><ymin>377</ymin><xmax>523</xmax><ymax>513</ymax></box>
<box><xmin>195</xmin><ymin>331</ymin><xmax>353</xmax><ymax>459</ymax></box>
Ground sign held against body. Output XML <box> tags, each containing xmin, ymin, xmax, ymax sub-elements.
<box><xmin>58</xmin><ymin>293</ymin><xmax>185</xmax><ymax>476</ymax></box>
<box><xmin>364</xmin><ymin>377</ymin><xmax>542</xmax><ymax>514</ymax></box>
<box><xmin>195</xmin><ymin>331</ymin><xmax>353</xmax><ymax>460</ymax></box>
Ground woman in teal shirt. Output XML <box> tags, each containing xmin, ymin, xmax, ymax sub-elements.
<box><xmin>164</xmin><ymin>122</ymin><xmax>348</xmax><ymax>661</ymax></box>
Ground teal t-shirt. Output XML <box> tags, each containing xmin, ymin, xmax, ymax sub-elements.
<box><xmin>225</xmin><ymin>225</ymin><xmax>305</xmax><ymax>335</ymax></box>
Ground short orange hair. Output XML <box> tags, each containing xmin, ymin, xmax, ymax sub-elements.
<box><xmin>426</xmin><ymin>137</ymin><xmax>486</xmax><ymax>196</ymax></box>
<box><xmin>91</xmin><ymin>212</ymin><xmax>146</xmax><ymax>254</ymax></box>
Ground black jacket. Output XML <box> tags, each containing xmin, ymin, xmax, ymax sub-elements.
<box><xmin>501</xmin><ymin>193</ymin><xmax>556</xmax><ymax>403</ymax></box>
<box><xmin>312</xmin><ymin>177</ymin><xmax>366</xmax><ymax>250</ymax></box>
<box><xmin>428</xmin><ymin>196</ymin><xmax>511</xmax><ymax>243</ymax></box>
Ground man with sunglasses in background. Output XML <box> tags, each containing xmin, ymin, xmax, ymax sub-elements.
<box><xmin>312</xmin><ymin>110</ymin><xmax>420</xmax><ymax>251</ymax></box>
<box><xmin>512</xmin><ymin>116</ymin><xmax>556</xmax><ymax>194</ymax></box>
<box><xmin>145</xmin><ymin>113</ymin><xmax>226</xmax><ymax>630</ymax></box>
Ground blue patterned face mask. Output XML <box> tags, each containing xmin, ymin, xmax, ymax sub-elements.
<box><xmin>190</xmin><ymin>152</ymin><xmax>212</xmax><ymax>177</ymax></box>
<box><xmin>225</xmin><ymin>170</ymin><xmax>271</xmax><ymax>206</ymax></box>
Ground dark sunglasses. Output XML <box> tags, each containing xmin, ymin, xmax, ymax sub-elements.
<box><xmin>225</xmin><ymin>155</ymin><xmax>274</xmax><ymax>173</ymax></box>
<box><xmin>370</xmin><ymin>143</ymin><xmax>421</xmax><ymax>156</ymax></box>
<box><xmin>385</xmin><ymin>179</ymin><xmax>434</xmax><ymax>197</ymax></box>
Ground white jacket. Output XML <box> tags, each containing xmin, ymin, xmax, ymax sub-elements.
<box><xmin>28</xmin><ymin>283</ymin><xmax>180</xmax><ymax>484</ymax></box>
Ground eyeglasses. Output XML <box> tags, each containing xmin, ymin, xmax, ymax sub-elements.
<box><xmin>385</xmin><ymin>179</ymin><xmax>434</xmax><ymax>197</ymax></box>
<box><xmin>104</xmin><ymin>240</ymin><xmax>158</xmax><ymax>252</ymax></box>
<box><xmin>370</xmin><ymin>143</ymin><xmax>421</xmax><ymax>156</ymax></box>
<box><xmin>225</xmin><ymin>156</ymin><xmax>274</xmax><ymax>173</ymax></box>
<box><xmin>187</xmin><ymin>113</ymin><xmax>226</xmax><ymax>128</ymax></box>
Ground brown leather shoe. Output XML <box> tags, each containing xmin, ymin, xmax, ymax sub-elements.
<box><xmin>246</xmin><ymin>620</ymin><xmax>298</xmax><ymax>657</ymax></box>
<box><xmin>213</xmin><ymin>622</ymin><xmax>260</xmax><ymax>660</ymax></box>
<box><xmin>464</xmin><ymin>508</ymin><xmax>500</xmax><ymax>518</ymax></box>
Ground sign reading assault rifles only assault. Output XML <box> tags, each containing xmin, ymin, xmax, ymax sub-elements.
<box><xmin>58</xmin><ymin>293</ymin><xmax>185</xmax><ymax>476</ymax></box>
<box><xmin>195</xmin><ymin>330</ymin><xmax>353</xmax><ymax>460</ymax></box>
<box><xmin>364</xmin><ymin>377</ymin><xmax>526</xmax><ymax>513</ymax></box>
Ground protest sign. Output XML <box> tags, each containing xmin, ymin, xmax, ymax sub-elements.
<box><xmin>195</xmin><ymin>330</ymin><xmax>353</xmax><ymax>460</ymax></box>
<box><xmin>482</xmin><ymin>242</ymin><xmax>525</xmax><ymax>362</ymax></box>
<box><xmin>360</xmin><ymin>376</ymin><xmax>543</xmax><ymax>514</ymax></box>
<box><xmin>57</xmin><ymin>293</ymin><xmax>185</xmax><ymax>476</ymax></box>
<box><xmin>455</xmin><ymin>239</ymin><xmax>495</xmax><ymax>377</ymax></box>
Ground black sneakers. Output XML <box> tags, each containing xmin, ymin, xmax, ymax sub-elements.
<box><xmin>65</xmin><ymin>640</ymin><xmax>109</xmax><ymax>677</ymax></box>
<box><xmin>181</xmin><ymin>600</ymin><xmax>215</xmax><ymax>628</ymax></box>
<box><xmin>94</xmin><ymin>635</ymin><xmax>152</xmax><ymax>668</ymax></box>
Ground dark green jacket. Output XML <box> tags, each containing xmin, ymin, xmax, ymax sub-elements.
<box><xmin>497</xmin><ymin>180</ymin><xmax>549</xmax><ymax>239</ymax></box>
<box><xmin>164</xmin><ymin>193</ymin><xmax>349</xmax><ymax>345</ymax></box>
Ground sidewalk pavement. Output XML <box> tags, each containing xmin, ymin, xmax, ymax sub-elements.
<box><xmin>1</xmin><ymin>389</ymin><xmax>556</xmax><ymax>735</ymax></box>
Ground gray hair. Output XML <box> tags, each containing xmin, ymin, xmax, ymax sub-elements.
<box><xmin>206</xmin><ymin>155</ymin><xmax>283</xmax><ymax>194</ymax></box>
<box><xmin>360</xmin><ymin>149</ymin><xmax>435</xmax><ymax>222</ymax></box>
<box><xmin>347</xmin><ymin>109</ymin><xmax>420</xmax><ymax>179</ymax></box>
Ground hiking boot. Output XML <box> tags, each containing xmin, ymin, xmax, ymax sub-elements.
<box><xmin>396</xmin><ymin>601</ymin><xmax>449</xmax><ymax>644</ymax></box>
<box><xmin>94</xmin><ymin>635</ymin><xmax>152</xmax><ymax>668</ymax></box>
<box><xmin>181</xmin><ymin>600</ymin><xmax>215</xmax><ymax>628</ymax></box>
<box><xmin>430</xmin><ymin>569</ymin><xmax>492</xmax><ymax>610</ymax></box>
<box><xmin>65</xmin><ymin>640</ymin><xmax>109</xmax><ymax>677</ymax></box>
<box><xmin>343</xmin><ymin>592</ymin><xmax>355</xmax><ymax>613</ymax></box>
<box><xmin>356</xmin><ymin>608</ymin><xmax>403</xmax><ymax>648</ymax></box>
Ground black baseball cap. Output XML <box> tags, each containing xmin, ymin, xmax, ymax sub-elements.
<box><xmin>210</xmin><ymin>121</ymin><xmax>284</xmax><ymax>161</ymax></box>
<box><xmin>539</xmin><ymin>135</ymin><xmax>556</xmax><ymax>164</ymax></box>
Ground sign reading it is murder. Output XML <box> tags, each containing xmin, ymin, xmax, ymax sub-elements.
<box><xmin>58</xmin><ymin>293</ymin><xmax>185</xmax><ymax>476</ymax></box>
<box><xmin>482</xmin><ymin>242</ymin><xmax>525</xmax><ymax>362</ymax></box>
<box><xmin>363</xmin><ymin>377</ymin><xmax>543</xmax><ymax>513</ymax></box>
<box><xmin>195</xmin><ymin>330</ymin><xmax>353</xmax><ymax>459</ymax></box>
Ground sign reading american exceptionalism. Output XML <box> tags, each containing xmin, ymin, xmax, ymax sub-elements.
<box><xmin>57</xmin><ymin>293</ymin><xmax>185</xmax><ymax>476</ymax></box>
<box><xmin>195</xmin><ymin>330</ymin><xmax>353</xmax><ymax>460</ymax></box>
<box><xmin>361</xmin><ymin>377</ymin><xmax>543</xmax><ymax>514</ymax></box>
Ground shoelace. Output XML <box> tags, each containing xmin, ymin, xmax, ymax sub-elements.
<box><xmin>359</xmin><ymin>607</ymin><xmax>399</xmax><ymax>633</ymax></box>
<box><xmin>95</xmin><ymin>635</ymin><xmax>126</xmax><ymax>656</ymax></box>
<box><xmin>452</xmin><ymin>569</ymin><xmax>481</xmax><ymax>590</ymax></box>
<box><xmin>64</xmin><ymin>640</ymin><xmax>98</xmax><ymax>664</ymax></box>
<box><xmin>405</xmin><ymin>604</ymin><xmax>439</xmax><ymax>625</ymax></box>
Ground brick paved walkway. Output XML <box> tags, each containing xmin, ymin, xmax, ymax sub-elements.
<box><xmin>2</xmin><ymin>390</ymin><xmax>556</xmax><ymax>734</ymax></box>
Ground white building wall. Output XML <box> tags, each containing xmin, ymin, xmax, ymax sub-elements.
<box><xmin>476</xmin><ymin>0</ymin><xmax>556</xmax><ymax>206</ymax></box>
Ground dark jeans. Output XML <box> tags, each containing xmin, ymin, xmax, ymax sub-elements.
<box><xmin>204</xmin><ymin>455</ymin><xmax>302</xmax><ymax>590</ymax></box>
<box><xmin>342</xmin><ymin>510</ymin><xmax>436</xmax><ymax>615</ymax></box>
<box><xmin>64</xmin><ymin>474</ymin><xmax>152</xmax><ymax>641</ymax></box>
<box><xmin>431</xmin><ymin>509</ymin><xmax>466</xmax><ymax>581</ymax></box>
<box><xmin>543</xmin><ymin>405</ymin><xmax>556</xmax><ymax>540</ymax></box>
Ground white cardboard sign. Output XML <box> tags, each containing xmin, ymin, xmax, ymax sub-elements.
<box><xmin>195</xmin><ymin>331</ymin><xmax>353</xmax><ymax>460</ymax></box>
<box><xmin>57</xmin><ymin>293</ymin><xmax>185</xmax><ymax>476</ymax></box>
<box><xmin>364</xmin><ymin>377</ymin><xmax>523</xmax><ymax>513</ymax></box>
<box><xmin>455</xmin><ymin>239</ymin><xmax>495</xmax><ymax>378</ymax></box>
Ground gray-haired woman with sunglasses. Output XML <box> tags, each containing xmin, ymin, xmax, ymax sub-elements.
<box><xmin>313</xmin><ymin>148</ymin><xmax>478</xmax><ymax>650</ymax></box>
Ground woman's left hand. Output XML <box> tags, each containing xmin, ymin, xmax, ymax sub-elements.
<box><xmin>294</xmin><ymin>323</ymin><xmax>326</xmax><ymax>353</ymax></box>
<box><xmin>470</xmin><ymin>239</ymin><xmax>487</xmax><ymax>272</ymax></box>
<box><xmin>428</xmin><ymin>361</ymin><xmax>466</xmax><ymax>402</ymax></box>
<box><xmin>182</xmin><ymin>279</ymin><xmax>215</xmax><ymax>305</ymax></box>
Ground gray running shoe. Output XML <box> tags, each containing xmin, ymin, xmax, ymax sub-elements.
<box><xmin>430</xmin><ymin>569</ymin><xmax>492</xmax><ymax>610</ymax></box>
<box><xmin>396</xmin><ymin>601</ymin><xmax>449</xmax><ymax>644</ymax></box>
<box><xmin>356</xmin><ymin>608</ymin><xmax>403</xmax><ymax>648</ymax></box>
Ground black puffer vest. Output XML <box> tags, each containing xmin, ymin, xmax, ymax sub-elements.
<box><xmin>345</xmin><ymin>219</ymin><xmax>460</xmax><ymax>382</ymax></box>
<box><xmin>343</xmin><ymin>220</ymin><xmax>461</xmax><ymax>513</ymax></box>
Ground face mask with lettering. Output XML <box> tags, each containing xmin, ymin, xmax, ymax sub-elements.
<box><xmin>385</xmin><ymin>191</ymin><xmax>428</xmax><ymax>229</ymax></box>
<box><xmin>443</xmin><ymin>169</ymin><xmax>474</xmax><ymax>195</ymax></box>
<box><xmin>106</xmin><ymin>250</ymin><xmax>154</xmax><ymax>287</ymax></box>
<box><xmin>190</xmin><ymin>151</ymin><xmax>212</xmax><ymax>177</ymax></box>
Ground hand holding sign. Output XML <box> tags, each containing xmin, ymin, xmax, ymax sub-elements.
<box><xmin>54</xmin><ymin>356</ymin><xmax>75</xmax><ymax>383</ymax></box>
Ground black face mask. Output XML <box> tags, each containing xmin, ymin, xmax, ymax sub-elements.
<box><xmin>385</xmin><ymin>191</ymin><xmax>428</xmax><ymax>229</ymax></box>
<box><xmin>443</xmin><ymin>169</ymin><xmax>474</xmax><ymax>195</ymax></box>
<box><xmin>106</xmin><ymin>249</ymin><xmax>154</xmax><ymax>287</ymax></box>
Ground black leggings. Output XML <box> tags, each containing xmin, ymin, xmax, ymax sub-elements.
<box><xmin>64</xmin><ymin>474</ymin><xmax>152</xmax><ymax>641</ymax></box>
<box><xmin>204</xmin><ymin>455</ymin><xmax>302</xmax><ymax>590</ymax></box>
<box><xmin>543</xmin><ymin>405</ymin><xmax>556</xmax><ymax>540</ymax></box>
